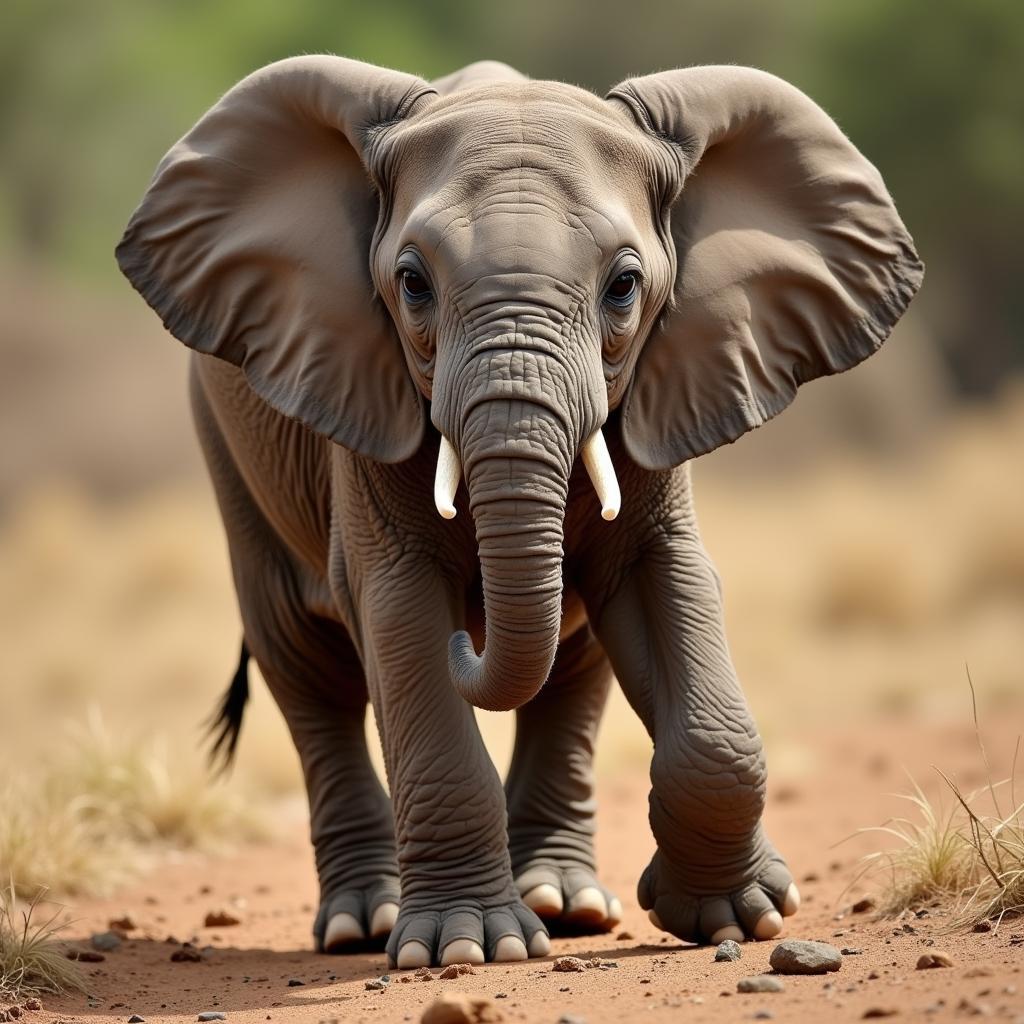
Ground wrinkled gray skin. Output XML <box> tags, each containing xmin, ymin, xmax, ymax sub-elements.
<box><xmin>117</xmin><ymin>57</ymin><xmax>922</xmax><ymax>968</ymax></box>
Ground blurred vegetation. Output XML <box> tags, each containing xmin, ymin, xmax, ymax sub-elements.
<box><xmin>1</xmin><ymin>0</ymin><xmax>1021</xmax><ymax>393</ymax></box>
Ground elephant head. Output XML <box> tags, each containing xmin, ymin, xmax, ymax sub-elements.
<box><xmin>117</xmin><ymin>57</ymin><xmax>922</xmax><ymax>712</ymax></box>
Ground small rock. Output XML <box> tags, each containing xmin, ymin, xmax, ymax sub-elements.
<box><xmin>287</xmin><ymin>978</ymin><xmax>305</xmax><ymax>987</ymax></box>
<box><xmin>972</xmin><ymin>920</ymin><xmax>992</xmax><ymax>933</ymax></box>
<box><xmin>556</xmin><ymin>1015</ymin><xmax>586</xmax><ymax>1024</ymax></box>
<box><xmin>916</xmin><ymin>951</ymin><xmax>954</xmax><ymax>970</ymax></box>
<box><xmin>198</xmin><ymin>1014</ymin><xmax>227</xmax><ymax>1022</ymax></box>
<box><xmin>204</xmin><ymin>910</ymin><xmax>241</xmax><ymax>928</ymax></box>
<box><xmin>552</xmin><ymin>956</ymin><xmax>587</xmax><ymax>972</ymax></box>
<box><xmin>414</xmin><ymin>966</ymin><xmax>434</xmax><ymax>981</ymax></box>
<box><xmin>91</xmin><ymin>930</ymin><xmax>122</xmax><ymax>951</ymax></box>
<box><xmin>802</xmin><ymin>871</ymin><xmax>821</xmax><ymax>883</ymax></box>
<box><xmin>769</xmin><ymin>939</ymin><xmax>842</xmax><ymax>975</ymax></box>
<box><xmin>7</xmin><ymin>1010</ymin><xmax>20</xmax><ymax>1021</ymax></box>
<box><xmin>715</xmin><ymin>939</ymin><xmax>743</xmax><ymax>962</ymax></box>
<box><xmin>170</xmin><ymin>945</ymin><xmax>203</xmax><ymax>963</ymax></box>
<box><xmin>862</xmin><ymin>1010</ymin><xmax>899</xmax><ymax>1019</ymax></box>
<box><xmin>842</xmin><ymin>947</ymin><xmax>864</xmax><ymax>956</ymax></box>
<box><xmin>851</xmin><ymin>897</ymin><xmax>876</xmax><ymax>914</ymax></box>
<box><xmin>420</xmin><ymin>992</ymin><xmax>503</xmax><ymax>1023</ymax></box>
<box><xmin>128</xmin><ymin>1016</ymin><xmax>145</xmax><ymax>1023</ymax></box>
<box><xmin>438</xmin><ymin>963</ymin><xmax>476</xmax><ymax>979</ymax></box>
<box><xmin>753</xmin><ymin>1013</ymin><xmax>774</xmax><ymax>1021</ymax></box>
<box><xmin>615</xmin><ymin>930</ymin><xmax>633</xmax><ymax>941</ymax></box>
<box><xmin>365</xmin><ymin>977</ymin><xmax>389</xmax><ymax>991</ymax></box>
<box><xmin>23</xmin><ymin>1002</ymin><xmax>41</xmax><ymax>1013</ymax></box>
<box><xmin>737</xmin><ymin>976</ymin><xmax>785</xmax><ymax>993</ymax></box>
<box><xmin>66</xmin><ymin>949</ymin><xmax>105</xmax><ymax>962</ymax></box>
<box><xmin>109</xmin><ymin>915</ymin><xmax>137</xmax><ymax>931</ymax></box>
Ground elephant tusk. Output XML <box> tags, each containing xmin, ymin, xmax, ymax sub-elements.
<box><xmin>581</xmin><ymin>428</ymin><xmax>620</xmax><ymax>521</ymax></box>
<box><xmin>434</xmin><ymin>434</ymin><xmax>461</xmax><ymax>520</ymax></box>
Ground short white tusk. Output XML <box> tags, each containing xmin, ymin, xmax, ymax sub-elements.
<box><xmin>581</xmin><ymin>428</ymin><xmax>620</xmax><ymax>521</ymax></box>
<box><xmin>434</xmin><ymin>434</ymin><xmax>461</xmax><ymax>520</ymax></box>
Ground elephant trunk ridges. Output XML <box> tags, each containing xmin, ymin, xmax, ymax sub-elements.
<box><xmin>442</xmin><ymin>339</ymin><xmax>593</xmax><ymax>712</ymax></box>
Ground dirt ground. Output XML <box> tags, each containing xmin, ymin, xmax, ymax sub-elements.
<box><xmin>37</xmin><ymin>715</ymin><xmax>1024</xmax><ymax>1024</ymax></box>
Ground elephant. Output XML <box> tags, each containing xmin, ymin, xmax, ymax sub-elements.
<box><xmin>116</xmin><ymin>55</ymin><xmax>922</xmax><ymax>969</ymax></box>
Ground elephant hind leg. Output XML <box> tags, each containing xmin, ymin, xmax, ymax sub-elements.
<box><xmin>191</xmin><ymin>365</ymin><xmax>398</xmax><ymax>953</ymax></box>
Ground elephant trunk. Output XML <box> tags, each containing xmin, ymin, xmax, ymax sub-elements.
<box><xmin>447</xmin><ymin>398</ymin><xmax>573</xmax><ymax>712</ymax></box>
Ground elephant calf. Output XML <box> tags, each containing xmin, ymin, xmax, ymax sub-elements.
<box><xmin>117</xmin><ymin>56</ymin><xmax>922</xmax><ymax>968</ymax></box>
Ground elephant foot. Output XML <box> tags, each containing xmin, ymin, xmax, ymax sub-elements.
<box><xmin>639</xmin><ymin>835</ymin><xmax>800</xmax><ymax>945</ymax></box>
<box><xmin>313</xmin><ymin>875</ymin><xmax>401</xmax><ymax>953</ymax></box>
<box><xmin>514</xmin><ymin>863</ymin><xmax>622</xmax><ymax>935</ymax></box>
<box><xmin>385</xmin><ymin>897</ymin><xmax>550</xmax><ymax>968</ymax></box>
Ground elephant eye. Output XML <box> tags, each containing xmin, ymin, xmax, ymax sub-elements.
<box><xmin>400</xmin><ymin>269</ymin><xmax>432</xmax><ymax>303</ymax></box>
<box><xmin>604</xmin><ymin>271</ymin><xmax>639</xmax><ymax>308</ymax></box>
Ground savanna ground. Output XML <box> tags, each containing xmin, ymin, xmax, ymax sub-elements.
<box><xmin>2</xmin><ymin>271</ymin><xmax>1023</xmax><ymax>1021</ymax></box>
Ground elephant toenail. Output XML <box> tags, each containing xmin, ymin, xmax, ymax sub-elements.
<box><xmin>522</xmin><ymin>883</ymin><xmax>563</xmax><ymax>916</ymax></box>
<box><xmin>753</xmin><ymin>909</ymin><xmax>784</xmax><ymax>939</ymax></box>
<box><xmin>396</xmin><ymin>939</ymin><xmax>432</xmax><ymax>969</ymax></box>
<box><xmin>648</xmin><ymin>909</ymin><xmax>664</xmax><ymax>930</ymax></box>
<box><xmin>709</xmin><ymin>924</ymin><xmax>745</xmax><ymax>944</ymax></box>
<box><xmin>607</xmin><ymin>896</ymin><xmax>623</xmax><ymax>926</ymax></box>
<box><xmin>370</xmin><ymin>902</ymin><xmax>399</xmax><ymax>937</ymax></box>
<box><xmin>527</xmin><ymin>930</ymin><xmax>551</xmax><ymax>957</ymax></box>
<box><xmin>324</xmin><ymin>912</ymin><xmax>364</xmax><ymax>949</ymax></box>
<box><xmin>567</xmin><ymin>886</ymin><xmax>607</xmax><ymax>918</ymax></box>
<box><xmin>782</xmin><ymin>882</ymin><xmax>801</xmax><ymax>917</ymax></box>
<box><xmin>439</xmin><ymin>938</ymin><xmax>485</xmax><ymax>966</ymax></box>
<box><xmin>493</xmin><ymin>935</ymin><xmax>528</xmax><ymax>961</ymax></box>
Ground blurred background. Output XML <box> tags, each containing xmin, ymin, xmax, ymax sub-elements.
<box><xmin>2</xmin><ymin>0</ymin><xmax>1022</xmax><ymax>893</ymax></box>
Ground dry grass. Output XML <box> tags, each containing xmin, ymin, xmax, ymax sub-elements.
<box><xmin>0</xmin><ymin>709</ymin><xmax>268</xmax><ymax>900</ymax></box>
<box><xmin>0</xmin><ymin>882</ymin><xmax>84</xmax><ymax>1000</ymax></box>
<box><xmin>860</xmin><ymin>678</ymin><xmax>1024</xmax><ymax>928</ymax></box>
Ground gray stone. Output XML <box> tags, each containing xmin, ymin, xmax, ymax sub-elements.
<box><xmin>286</xmin><ymin>979</ymin><xmax>304</xmax><ymax>987</ymax></box>
<box><xmin>364</xmin><ymin>977</ymin><xmax>389</xmax><ymax>991</ymax></box>
<box><xmin>91</xmin><ymin>930</ymin><xmax>122</xmax><ymax>951</ymax></box>
<box><xmin>769</xmin><ymin>939</ymin><xmax>842</xmax><ymax>975</ymax></box>
<box><xmin>128</xmin><ymin>1016</ymin><xmax>145</xmax><ymax>1023</ymax></box>
<box><xmin>737</xmin><ymin>976</ymin><xmax>786</xmax><ymax>993</ymax></box>
<box><xmin>197</xmin><ymin>1015</ymin><xmax>226</xmax><ymax>1022</ymax></box>
<box><xmin>715</xmin><ymin>939</ymin><xmax>743</xmax><ymax>962</ymax></box>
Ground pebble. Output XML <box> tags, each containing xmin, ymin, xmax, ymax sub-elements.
<box><xmin>842</xmin><ymin>947</ymin><xmax>865</xmax><ymax>955</ymax></box>
<box><xmin>170</xmin><ymin>946</ymin><xmax>203</xmax><ymax>963</ymax></box>
<box><xmin>615</xmin><ymin>931</ymin><xmax>634</xmax><ymax>941</ymax></box>
<box><xmin>365</xmin><ymin>977</ymin><xmax>389</xmax><ymax>991</ymax></box>
<box><xmin>287</xmin><ymin>979</ymin><xmax>305</xmax><ymax>987</ymax></box>
<box><xmin>128</xmin><ymin>1016</ymin><xmax>145</xmax><ymax>1023</ymax></box>
<box><xmin>557</xmin><ymin>1015</ymin><xmax>587</xmax><ymax>1024</ymax></box>
<box><xmin>972</xmin><ymin>920</ymin><xmax>992</xmax><ymax>933</ymax></box>
<box><xmin>91</xmin><ymin>931</ymin><xmax>123</xmax><ymax>951</ymax></box>
<box><xmin>23</xmin><ymin>1003</ymin><xmax>41</xmax><ymax>1013</ymax></box>
<box><xmin>862</xmin><ymin>1010</ymin><xmax>899</xmax><ymax>1019</ymax></box>
<box><xmin>552</xmin><ymin>956</ymin><xmax>587</xmax><ymax>972</ymax></box>
<box><xmin>439</xmin><ymin>963</ymin><xmax>476</xmax><ymax>979</ymax></box>
<box><xmin>916</xmin><ymin>951</ymin><xmax>954</xmax><ymax>970</ymax></box>
<box><xmin>198</xmin><ymin>1014</ymin><xmax>227</xmax><ymax>1022</ymax></box>
<box><xmin>420</xmin><ymin>993</ymin><xmax>502</xmax><ymax>1024</ymax></box>
<box><xmin>737</xmin><ymin>976</ymin><xmax>785</xmax><ymax>993</ymax></box>
<box><xmin>414</xmin><ymin>966</ymin><xmax>434</xmax><ymax>982</ymax></box>
<box><xmin>769</xmin><ymin>939</ymin><xmax>842</xmax><ymax>975</ymax></box>
<box><xmin>67</xmin><ymin>949</ymin><xmax>105</xmax><ymax>962</ymax></box>
<box><xmin>753</xmin><ymin>1013</ymin><xmax>774</xmax><ymax>1021</ymax></box>
<box><xmin>715</xmin><ymin>939</ymin><xmax>743</xmax><ymax>962</ymax></box>
<box><xmin>204</xmin><ymin>910</ymin><xmax>241</xmax><ymax>928</ymax></box>
<box><xmin>852</xmin><ymin>897</ymin><xmax>877</xmax><ymax>913</ymax></box>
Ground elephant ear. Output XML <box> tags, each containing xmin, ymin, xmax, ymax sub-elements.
<box><xmin>116</xmin><ymin>55</ymin><xmax>436</xmax><ymax>462</ymax></box>
<box><xmin>607</xmin><ymin>66</ymin><xmax>924</xmax><ymax>470</ymax></box>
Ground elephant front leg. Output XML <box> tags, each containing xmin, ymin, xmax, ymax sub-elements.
<box><xmin>589</xmin><ymin>530</ymin><xmax>799</xmax><ymax>945</ymax></box>
<box><xmin>505</xmin><ymin>625</ymin><xmax>622</xmax><ymax>933</ymax></box>
<box><xmin>362</xmin><ymin>570</ymin><xmax>550</xmax><ymax>968</ymax></box>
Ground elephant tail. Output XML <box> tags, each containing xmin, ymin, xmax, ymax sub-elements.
<box><xmin>204</xmin><ymin>639</ymin><xmax>250</xmax><ymax>775</ymax></box>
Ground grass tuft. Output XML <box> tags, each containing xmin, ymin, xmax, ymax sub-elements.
<box><xmin>0</xmin><ymin>881</ymin><xmax>85</xmax><ymax>999</ymax></box>
<box><xmin>0</xmin><ymin>708</ymin><xmax>268</xmax><ymax>900</ymax></box>
<box><xmin>860</xmin><ymin>672</ymin><xmax>1024</xmax><ymax>928</ymax></box>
